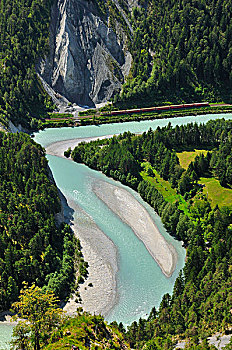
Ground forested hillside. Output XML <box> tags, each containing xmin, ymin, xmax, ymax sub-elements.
<box><xmin>0</xmin><ymin>0</ymin><xmax>54</xmax><ymax>127</ymax></box>
<box><xmin>1</xmin><ymin>0</ymin><xmax>232</xmax><ymax>129</ymax></box>
<box><xmin>115</xmin><ymin>0</ymin><xmax>232</xmax><ymax>107</ymax></box>
<box><xmin>11</xmin><ymin>285</ymin><xmax>130</xmax><ymax>350</ymax></box>
<box><xmin>0</xmin><ymin>132</ymin><xmax>78</xmax><ymax>311</ymax></box>
<box><xmin>43</xmin><ymin>312</ymin><xmax>130</xmax><ymax>350</ymax></box>
<box><xmin>70</xmin><ymin>119</ymin><xmax>232</xmax><ymax>347</ymax></box>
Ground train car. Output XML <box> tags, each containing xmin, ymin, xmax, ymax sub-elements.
<box><xmin>128</xmin><ymin>109</ymin><xmax>141</xmax><ymax>114</ymax></box>
<box><xmin>102</xmin><ymin>102</ymin><xmax>209</xmax><ymax>117</ymax></box>
<box><xmin>170</xmin><ymin>104</ymin><xmax>184</xmax><ymax>109</ymax></box>
<box><xmin>193</xmin><ymin>102</ymin><xmax>209</xmax><ymax>107</ymax></box>
<box><xmin>183</xmin><ymin>103</ymin><xmax>195</xmax><ymax>108</ymax></box>
<box><xmin>155</xmin><ymin>105</ymin><xmax>171</xmax><ymax>111</ymax></box>
<box><xmin>140</xmin><ymin>107</ymin><xmax>156</xmax><ymax>112</ymax></box>
<box><xmin>111</xmin><ymin>110</ymin><xmax>124</xmax><ymax>116</ymax></box>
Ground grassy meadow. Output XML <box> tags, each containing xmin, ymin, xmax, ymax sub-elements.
<box><xmin>141</xmin><ymin>148</ymin><xmax>232</xmax><ymax>214</ymax></box>
<box><xmin>177</xmin><ymin>149</ymin><xmax>209</xmax><ymax>169</ymax></box>
<box><xmin>199</xmin><ymin>177</ymin><xmax>232</xmax><ymax>208</ymax></box>
<box><xmin>140</xmin><ymin>163</ymin><xmax>189</xmax><ymax>215</ymax></box>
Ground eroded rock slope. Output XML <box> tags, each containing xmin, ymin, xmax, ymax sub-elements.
<box><xmin>38</xmin><ymin>0</ymin><xmax>132</xmax><ymax>107</ymax></box>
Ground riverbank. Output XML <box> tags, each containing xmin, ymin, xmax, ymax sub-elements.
<box><xmin>0</xmin><ymin>199</ymin><xmax>118</xmax><ymax>326</ymax></box>
<box><xmin>46</xmin><ymin>135</ymin><xmax>116</xmax><ymax>158</ymax></box>
<box><xmin>93</xmin><ymin>181</ymin><xmax>178</xmax><ymax>277</ymax></box>
<box><xmin>78</xmin><ymin>106</ymin><xmax>232</xmax><ymax>126</ymax></box>
<box><xmin>46</xmin><ymin>135</ymin><xmax>178</xmax><ymax>317</ymax></box>
<box><xmin>63</xmin><ymin>199</ymin><xmax>118</xmax><ymax>317</ymax></box>
<box><xmin>46</xmin><ymin>140</ymin><xmax>119</xmax><ymax>317</ymax></box>
<box><xmin>40</xmin><ymin>105</ymin><xmax>232</xmax><ymax>129</ymax></box>
<box><xmin>0</xmin><ymin>312</ymin><xmax>17</xmax><ymax>325</ymax></box>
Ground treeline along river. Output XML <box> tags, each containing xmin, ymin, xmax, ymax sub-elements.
<box><xmin>1</xmin><ymin>113</ymin><xmax>232</xmax><ymax>349</ymax></box>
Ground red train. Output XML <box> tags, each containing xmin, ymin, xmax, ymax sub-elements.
<box><xmin>102</xmin><ymin>102</ymin><xmax>209</xmax><ymax>116</ymax></box>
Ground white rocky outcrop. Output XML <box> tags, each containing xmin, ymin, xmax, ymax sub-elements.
<box><xmin>37</xmin><ymin>0</ymin><xmax>132</xmax><ymax>107</ymax></box>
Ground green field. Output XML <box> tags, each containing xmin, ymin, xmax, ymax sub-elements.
<box><xmin>47</xmin><ymin>112</ymin><xmax>73</xmax><ymax>119</ymax></box>
<box><xmin>177</xmin><ymin>149</ymin><xmax>209</xmax><ymax>169</ymax></box>
<box><xmin>140</xmin><ymin>163</ymin><xmax>189</xmax><ymax>215</ymax></box>
<box><xmin>141</xmin><ymin>161</ymin><xmax>232</xmax><ymax>214</ymax></box>
<box><xmin>199</xmin><ymin>177</ymin><xmax>232</xmax><ymax>208</ymax></box>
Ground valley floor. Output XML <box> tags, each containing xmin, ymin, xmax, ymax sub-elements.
<box><xmin>46</xmin><ymin>136</ymin><xmax>178</xmax><ymax>317</ymax></box>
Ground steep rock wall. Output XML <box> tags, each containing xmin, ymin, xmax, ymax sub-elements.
<box><xmin>38</xmin><ymin>0</ymin><xmax>132</xmax><ymax>107</ymax></box>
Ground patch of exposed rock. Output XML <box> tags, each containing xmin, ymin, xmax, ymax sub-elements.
<box><xmin>37</xmin><ymin>0</ymin><xmax>132</xmax><ymax>107</ymax></box>
<box><xmin>8</xmin><ymin>121</ymin><xmax>28</xmax><ymax>133</ymax></box>
<box><xmin>0</xmin><ymin>121</ymin><xmax>26</xmax><ymax>133</ymax></box>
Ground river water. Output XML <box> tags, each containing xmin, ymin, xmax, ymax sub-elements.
<box><xmin>0</xmin><ymin>325</ymin><xmax>13</xmax><ymax>350</ymax></box>
<box><xmin>44</xmin><ymin>156</ymin><xmax>185</xmax><ymax>323</ymax></box>
<box><xmin>1</xmin><ymin>113</ymin><xmax>232</xmax><ymax>348</ymax></box>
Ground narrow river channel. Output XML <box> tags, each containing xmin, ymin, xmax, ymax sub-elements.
<box><xmin>1</xmin><ymin>113</ymin><xmax>232</xmax><ymax>349</ymax></box>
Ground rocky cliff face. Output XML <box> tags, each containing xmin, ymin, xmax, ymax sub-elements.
<box><xmin>37</xmin><ymin>0</ymin><xmax>132</xmax><ymax>107</ymax></box>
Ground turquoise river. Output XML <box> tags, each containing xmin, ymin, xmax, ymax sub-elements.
<box><xmin>1</xmin><ymin>113</ymin><xmax>232</xmax><ymax>349</ymax></box>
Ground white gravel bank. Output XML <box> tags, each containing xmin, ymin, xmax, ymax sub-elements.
<box><xmin>46</xmin><ymin>135</ymin><xmax>178</xmax><ymax>318</ymax></box>
<box><xmin>61</xmin><ymin>198</ymin><xmax>118</xmax><ymax>317</ymax></box>
<box><xmin>93</xmin><ymin>181</ymin><xmax>178</xmax><ymax>277</ymax></box>
<box><xmin>46</xmin><ymin>135</ymin><xmax>117</xmax><ymax>158</ymax></box>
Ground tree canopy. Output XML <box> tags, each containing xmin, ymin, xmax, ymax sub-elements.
<box><xmin>0</xmin><ymin>132</ymin><xmax>77</xmax><ymax>311</ymax></box>
<box><xmin>0</xmin><ymin>0</ymin><xmax>54</xmax><ymax>127</ymax></box>
<box><xmin>115</xmin><ymin>0</ymin><xmax>232</xmax><ymax>107</ymax></box>
<box><xmin>12</xmin><ymin>284</ymin><xmax>62</xmax><ymax>350</ymax></box>
<box><xmin>70</xmin><ymin>119</ymin><xmax>232</xmax><ymax>345</ymax></box>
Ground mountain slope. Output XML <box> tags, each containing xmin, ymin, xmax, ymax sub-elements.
<box><xmin>0</xmin><ymin>132</ymin><xmax>78</xmax><ymax>311</ymax></box>
<box><xmin>37</xmin><ymin>0</ymin><xmax>132</xmax><ymax>108</ymax></box>
<box><xmin>0</xmin><ymin>0</ymin><xmax>55</xmax><ymax>127</ymax></box>
<box><xmin>116</xmin><ymin>0</ymin><xmax>232</xmax><ymax>107</ymax></box>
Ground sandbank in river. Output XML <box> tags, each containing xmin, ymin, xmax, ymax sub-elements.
<box><xmin>46</xmin><ymin>135</ymin><xmax>116</xmax><ymax>158</ymax></box>
<box><xmin>46</xmin><ymin>137</ymin><xmax>178</xmax><ymax>317</ymax></box>
<box><xmin>63</xmin><ymin>199</ymin><xmax>118</xmax><ymax>317</ymax></box>
<box><xmin>93</xmin><ymin>181</ymin><xmax>177</xmax><ymax>278</ymax></box>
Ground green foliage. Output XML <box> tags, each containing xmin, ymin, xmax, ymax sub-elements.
<box><xmin>70</xmin><ymin>119</ymin><xmax>232</xmax><ymax>346</ymax></box>
<box><xmin>199</xmin><ymin>177</ymin><xmax>232</xmax><ymax>208</ymax></box>
<box><xmin>0</xmin><ymin>132</ymin><xmax>77</xmax><ymax>311</ymax></box>
<box><xmin>79</xmin><ymin>109</ymin><xmax>97</xmax><ymax>116</ymax></box>
<box><xmin>64</xmin><ymin>147</ymin><xmax>72</xmax><ymax>158</ymax></box>
<box><xmin>0</xmin><ymin>0</ymin><xmax>54</xmax><ymax>126</ymax></box>
<box><xmin>116</xmin><ymin>0</ymin><xmax>232</xmax><ymax>107</ymax></box>
<box><xmin>42</xmin><ymin>311</ymin><xmax>129</xmax><ymax>350</ymax></box>
<box><xmin>47</xmin><ymin>113</ymin><xmax>73</xmax><ymax>119</ymax></box>
<box><xmin>71</xmin><ymin>131</ymin><xmax>141</xmax><ymax>189</ymax></box>
<box><xmin>141</xmin><ymin>163</ymin><xmax>189</xmax><ymax>214</ymax></box>
<box><xmin>40</xmin><ymin>119</ymin><xmax>76</xmax><ymax>128</ymax></box>
<box><xmin>12</xmin><ymin>284</ymin><xmax>63</xmax><ymax>350</ymax></box>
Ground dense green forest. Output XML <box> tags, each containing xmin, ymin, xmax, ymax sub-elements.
<box><xmin>0</xmin><ymin>0</ymin><xmax>54</xmax><ymax>127</ymax></box>
<box><xmin>115</xmin><ymin>0</ymin><xmax>232</xmax><ymax>107</ymax></box>
<box><xmin>1</xmin><ymin>0</ymin><xmax>232</xmax><ymax>347</ymax></box>
<box><xmin>0</xmin><ymin>132</ymin><xmax>79</xmax><ymax>311</ymax></box>
<box><xmin>70</xmin><ymin>119</ymin><xmax>232</xmax><ymax>347</ymax></box>
<box><xmin>1</xmin><ymin>0</ymin><xmax>232</xmax><ymax>129</ymax></box>
<box><xmin>12</xmin><ymin>286</ymin><xmax>130</xmax><ymax>350</ymax></box>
